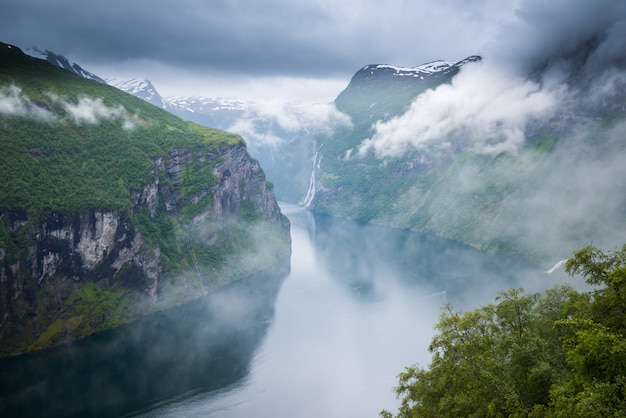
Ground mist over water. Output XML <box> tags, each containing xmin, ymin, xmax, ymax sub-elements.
<box><xmin>0</xmin><ymin>204</ymin><xmax>574</xmax><ymax>417</ymax></box>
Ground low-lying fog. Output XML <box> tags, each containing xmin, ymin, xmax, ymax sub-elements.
<box><xmin>0</xmin><ymin>204</ymin><xmax>579</xmax><ymax>418</ymax></box>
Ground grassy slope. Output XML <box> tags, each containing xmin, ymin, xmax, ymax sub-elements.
<box><xmin>0</xmin><ymin>42</ymin><xmax>242</xmax><ymax>216</ymax></box>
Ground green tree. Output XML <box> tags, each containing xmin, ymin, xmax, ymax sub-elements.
<box><xmin>549</xmin><ymin>245</ymin><xmax>626</xmax><ymax>417</ymax></box>
<box><xmin>384</xmin><ymin>286</ymin><xmax>573</xmax><ymax>417</ymax></box>
<box><xmin>383</xmin><ymin>244</ymin><xmax>626</xmax><ymax>417</ymax></box>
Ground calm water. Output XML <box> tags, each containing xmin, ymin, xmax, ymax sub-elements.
<box><xmin>0</xmin><ymin>204</ymin><xmax>570</xmax><ymax>417</ymax></box>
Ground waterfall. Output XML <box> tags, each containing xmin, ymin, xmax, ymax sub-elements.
<box><xmin>303</xmin><ymin>151</ymin><xmax>321</xmax><ymax>208</ymax></box>
<box><xmin>545</xmin><ymin>259</ymin><xmax>568</xmax><ymax>274</ymax></box>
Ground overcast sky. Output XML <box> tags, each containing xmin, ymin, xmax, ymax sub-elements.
<box><xmin>1</xmin><ymin>0</ymin><xmax>625</xmax><ymax>102</ymax></box>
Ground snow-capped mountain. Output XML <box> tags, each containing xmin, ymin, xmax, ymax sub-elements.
<box><xmin>20</xmin><ymin>46</ymin><xmax>252</xmax><ymax>123</ymax></box>
<box><xmin>350</xmin><ymin>55</ymin><xmax>481</xmax><ymax>85</ymax></box>
<box><xmin>165</xmin><ymin>96</ymin><xmax>251</xmax><ymax>130</ymax></box>
<box><xmin>108</xmin><ymin>78</ymin><xmax>169</xmax><ymax>109</ymax></box>
<box><xmin>167</xmin><ymin>96</ymin><xmax>249</xmax><ymax>114</ymax></box>
<box><xmin>104</xmin><ymin>77</ymin><xmax>251</xmax><ymax>129</ymax></box>
<box><xmin>361</xmin><ymin>61</ymin><xmax>454</xmax><ymax>78</ymax></box>
<box><xmin>22</xmin><ymin>47</ymin><xmax>107</xmax><ymax>84</ymax></box>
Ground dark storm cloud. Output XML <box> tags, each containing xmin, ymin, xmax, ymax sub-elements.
<box><xmin>0</xmin><ymin>0</ymin><xmax>515</xmax><ymax>80</ymax></box>
<box><xmin>1</xmin><ymin>0</ymin><xmax>349</xmax><ymax>76</ymax></box>
<box><xmin>490</xmin><ymin>0</ymin><xmax>626</xmax><ymax>78</ymax></box>
<box><xmin>3</xmin><ymin>0</ymin><xmax>625</xmax><ymax>101</ymax></box>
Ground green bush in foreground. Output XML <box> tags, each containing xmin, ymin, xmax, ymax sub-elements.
<box><xmin>384</xmin><ymin>244</ymin><xmax>626</xmax><ymax>417</ymax></box>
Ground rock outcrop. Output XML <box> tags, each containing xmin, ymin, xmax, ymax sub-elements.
<box><xmin>0</xmin><ymin>142</ymin><xmax>290</xmax><ymax>357</ymax></box>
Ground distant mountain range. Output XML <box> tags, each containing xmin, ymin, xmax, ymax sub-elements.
<box><xmin>21</xmin><ymin>46</ymin><xmax>252</xmax><ymax>125</ymax></box>
<box><xmin>106</xmin><ymin>77</ymin><xmax>251</xmax><ymax>126</ymax></box>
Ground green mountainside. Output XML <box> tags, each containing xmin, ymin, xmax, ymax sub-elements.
<box><xmin>0</xmin><ymin>43</ymin><xmax>291</xmax><ymax>357</ymax></box>
<box><xmin>330</xmin><ymin>58</ymin><xmax>480</xmax><ymax>155</ymax></box>
<box><xmin>312</xmin><ymin>57</ymin><xmax>626</xmax><ymax>264</ymax></box>
<box><xmin>0</xmin><ymin>42</ymin><xmax>243</xmax><ymax>215</ymax></box>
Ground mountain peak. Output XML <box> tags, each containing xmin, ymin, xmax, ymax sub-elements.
<box><xmin>353</xmin><ymin>55</ymin><xmax>481</xmax><ymax>84</ymax></box>
<box><xmin>109</xmin><ymin>78</ymin><xmax>168</xmax><ymax>109</ymax></box>
<box><xmin>22</xmin><ymin>46</ymin><xmax>107</xmax><ymax>84</ymax></box>
<box><xmin>361</xmin><ymin>60</ymin><xmax>454</xmax><ymax>76</ymax></box>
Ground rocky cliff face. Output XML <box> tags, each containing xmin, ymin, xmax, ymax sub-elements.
<box><xmin>0</xmin><ymin>142</ymin><xmax>290</xmax><ymax>357</ymax></box>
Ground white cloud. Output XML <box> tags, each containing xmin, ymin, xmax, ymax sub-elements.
<box><xmin>289</xmin><ymin>102</ymin><xmax>352</xmax><ymax>134</ymax></box>
<box><xmin>226</xmin><ymin>100</ymin><xmax>351</xmax><ymax>150</ymax></box>
<box><xmin>103</xmin><ymin>60</ymin><xmax>350</xmax><ymax>103</ymax></box>
<box><xmin>358</xmin><ymin>61</ymin><xmax>565</xmax><ymax>158</ymax></box>
<box><xmin>246</xmin><ymin>100</ymin><xmax>350</xmax><ymax>133</ymax></box>
<box><xmin>0</xmin><ymin>87</ymin><xmax>137</xmax><ymax>130</ymax></box>
<box><xmin>0</xmin><ymin>85</ymin><xmax>55</xmax><ymax>120</ymax></box>
<box><xmin>60</xmin><ymin>96</ymin><xmax>136</xmax><ymax>129</ymax></box>
<box><xmin>587</xmin><ymin>66</ymin><xmax>626</xmax><ymax>105</ymax></box>
<box><xmin>228</xmin><ymin>117</ymin><xmax>287</xmax><ymax>150</ymax></box>
<box><xmin>0</xmin><ymin>85</ymin><xmax>26</xmax><ymax>115</ymax></box>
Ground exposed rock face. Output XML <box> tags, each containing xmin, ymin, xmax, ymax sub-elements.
<box><xmin>0</xmin><ymin>142</ymin><xmax>290</xmax><ymax>357</ymax></box>
<box><xmin>166</xmin><ymin>143</ymin><xmax>282</xmax><ymax>221</ymax></box>
<box><xmin>31</xmin><ymin>210</ymin><xmax>152</xmax><ymax>282</ymax></box>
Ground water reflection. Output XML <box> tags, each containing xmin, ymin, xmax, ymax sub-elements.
<box><xmin>0</xmin><ymin>205</ymin><xmax>571</xmax><ymax>418</ymax></box>
<box><xmin>132</xmin><ymin>205</ymin><xmax>566</xmax><ymax>418</ymax></box>
<box><xmin>0</xmin><ymin>262</ymin><xmax>289</xmax><ymax>418</ymax></box>
<box><xmin>310</xmin><ymin>213</ymin><xmax>558</xmax><ymax>308</ymax></box>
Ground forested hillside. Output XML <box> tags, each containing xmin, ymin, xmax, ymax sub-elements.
<box><xmin>0</xmin><ymin>42</ymin><xmax>291</xmax><ymax>356</ymax></box>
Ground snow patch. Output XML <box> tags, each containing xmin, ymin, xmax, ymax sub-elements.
<box><xmin>374</xmin><ymin>60</ymin><xmax>453</xmax><ymax>75</ymax></box>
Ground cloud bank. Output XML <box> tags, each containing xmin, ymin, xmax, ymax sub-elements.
<box><xmin>0</xmin><ymin>85</ymin><xmax>54</xmax><ymax>120</ymax></box>
<box><xmin>0</xmin><ymin>0</ymin><xmax>515</xmax><ymax>79</ymax></box>
<box><xmin>60</xmin><ymin>96</ymin><xmax>136</xmax><ymax>129</ymax></box>
<box><xmin>1</xmin><ymin>0</ymin><xmax>520</xmax><ymax>102</ymax></box>
<box><xmin>227</xmin><ymin>101</ymin><xmax>351</xmax><ymax>150</ymax></box>
<box><xmin>358</xmin><ymin>62</ymin><xmax>565</xmax><ymax>157</ymax></box>
<box><xmin>358</xmin><ymin>0</ymin><xmax>626</xmax><ymax>158</ymax></box>
<box><xmin>0</xmin><ymin>86</ymin><xmax>136</xmax><ymax>129</ymax></box>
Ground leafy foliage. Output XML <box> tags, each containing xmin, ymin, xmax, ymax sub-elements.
<box><xmin>384</xmin><ymin>244</ymin><xmax>626</xmax><ymax>417</ymax></box>
<box><xmin>385</xmin><ymin>286</ymin><xmax>572</xmax><ymax>417</ymax></box>
<box><xmin>180</xmin><ymin>159</ymin><xmax>218</xmax><ymax>198</ymax></box>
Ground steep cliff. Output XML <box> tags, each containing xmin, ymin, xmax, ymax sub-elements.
<box><xmin>0</xmin><ymin>43</ymin><xmax>290</xmax><ymax>357</ymax></box>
